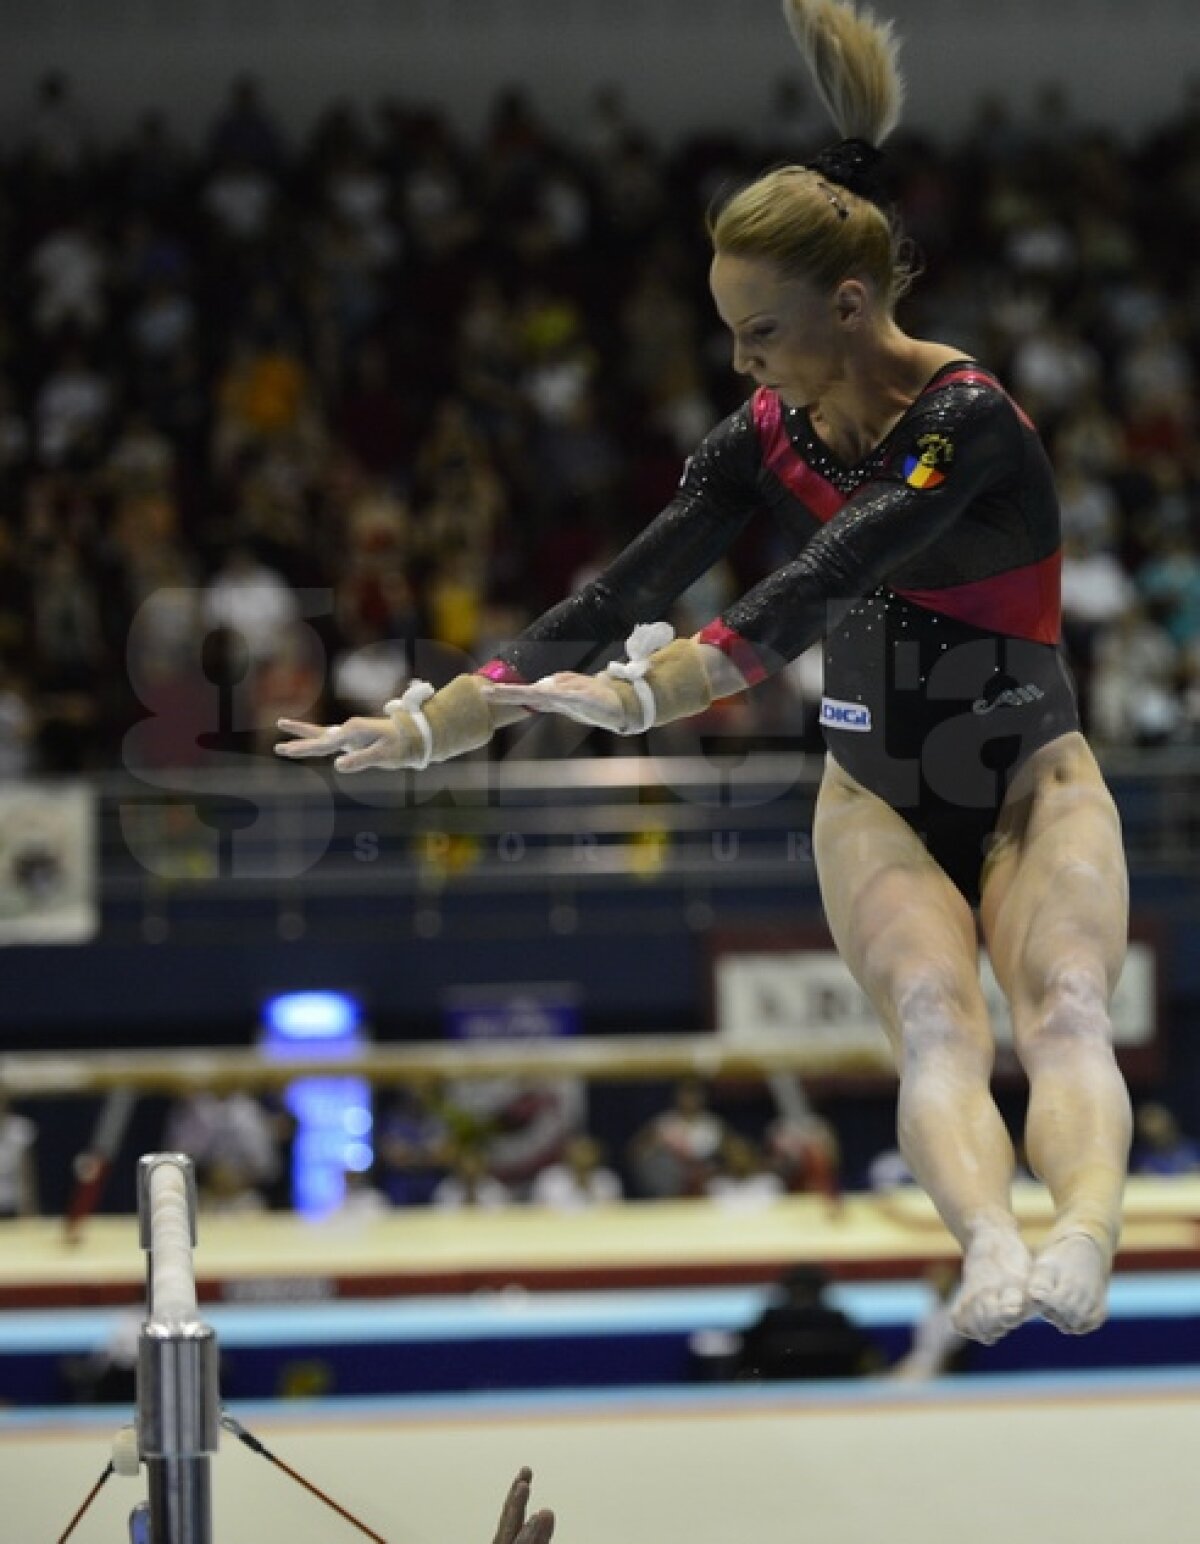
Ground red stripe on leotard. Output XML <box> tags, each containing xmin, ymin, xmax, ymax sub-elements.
<box><xmin>476</xmin><ymin>658</ymin><xmax>526</xmax><ymax>684</ymax></box>
<box><xmin>696</xmin><ymin>619</ymin><xmax>770</xmax><ymax>685</ymax></box>
<box><xmin>896</xmin><ymin>549</ymin><xmax>1062</xmax><ymax>645</ymax></box>
<box><xmin>751</xmin><ymin>387</ymin><xmax>846</xmax><ymax>523</ymax></box>
<box><xmin>935</xmin><ymin>367</ymin><xmax>1037</xmax><ymax>433</ymax></box>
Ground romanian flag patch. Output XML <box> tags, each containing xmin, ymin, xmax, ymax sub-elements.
<box><xmin>902</xmin><ymin>432</ymin><xmax>954</xmax><ymax>489</ymax></box>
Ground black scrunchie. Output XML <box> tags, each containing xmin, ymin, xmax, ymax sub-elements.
<box><xmin>805</xmin><ymin>138</ymin><xmax>887</xmax><ymax>206</ymax></box>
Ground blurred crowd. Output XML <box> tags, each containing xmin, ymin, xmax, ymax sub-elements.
<box><xmin>7</xmin><ymin>1073</ymin><xmax>1196</xmax><ymax>1228</ymax></box>
<box><xmin>4</xmin><ymin>1074</ymin><xmax>1192</xmax><ymax>1229</ymax></box>
<box><xmin>0</xmin><ymin>1071</ymin><xmax>841</xmax><ymax>1220</ymax></box>
<box><xmin>158</xmin><ymin>1073</ymin><xmax>841</xmax><ymax>1219</ymax></box>
<box><xmin>2</xmin><ymin>69</ymin><xmax>1200</xmax><ymax>776</ymax></box>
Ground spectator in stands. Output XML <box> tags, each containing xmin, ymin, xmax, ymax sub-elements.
<box><xmin>1131</xmin><ymin>1101</ymin><xmax>1200</xmax><ymax>1177</ymax></box>
<box><xmin>104</xmin><ymin>410</ymin><xmax>178</xmax><ymax>498</ymax></box>
<box><xmin>765</xmin><ymin>1104</ymin><xmax>842</xmax><ymax>1203</ymax></box>
<box><xmin>21</xmin><ymin>71</ymin><xmax>90</xmax><ymax>182</ymax></box>
<box><xmin>376</xmin><ymin>1082</ymin><xmax>456</xmax><ymax>1207</ymax></box>
<box><xmin>705</xmin><ymin>1132</ymin><xmax>786</xmax><ymax>1211</ymax></box>
<box><xmin>213</xmin><ymin>334</ymin><xmax>317</xmax><ymax>472</ymax></box>
<box><xmin>1051</xmin><ymin>394</ymin><xmax>1125</xmax><ymax>482</ymax></box>
<box><xmin>577</xmin><ymin>83</ymin><xmax>642</xmax><ymax>166</ymax></box>
<box><xmin>334</xmin><ymin>1164</ymin><xmax>392</xmax><ymax>1221</ymax></box>
<box><xmin>164</xmin><ymin>1089</ymin><xmax>287</xmax><ymax>1207</ymax></box>
<box><xmin>118</xmin><ymin>109</ymin><xmax>192</xmax><ymax>216</ymax></box>
<box><xmin>1009</xmin><ymin>319</ymin><xmax>1100</xmax><ymax>429</ymax></box>
<box><xmin>1054</xmin><ymin>455</ymin><xmax>1121</xmax><ymax>552</ymax></box>
<box><xmin>628</xmin><ymin>1077</ymin><xmax>727</xmax><ymax>1199</ymax></box>
<box><xmin>865</xmin><ymin>1143</ymin><xmax>915</xmax><ymax>1192</ymax></box>
<box><xmin>334</xmin><ymin>343</ymin><xmax>415</xmax><ymax>484</ymax></box>
<box><xmin>1059</xmin><ymin>531</ymin><xmax>1137</xmax><ymax>725</ymax></box>
<box><xmin>201</xmin><ymin>544</ymin><xmax>299</xmax><ymax>665</ymax></box>
<box><xmin>399</xmin><ymin>122</ymin><xmax>478</xmax><ymax>263</ymax></box>
<box><xmin>330</xmin><ymin>612</ymin><xmax>412</xmax><ymax>718</ymax></box>
<box><xmin>734</xmin><ymin>1265</ymin><xmax>881</xmax><ymax>1380</ymax></box>
<box><xmin>34</xmin><ymin>344</ymin><xmax>112</xmax><ymax>468</ymax></box>
<box><xmin>201</xmin><ymin>148</ymin><xmax>278</xmax><ymax>262</ymax></box>
<box><xmin>28</xmin><ymin>212</ymin><xmax>109</xmax><ymax>337</ymax></box>
<box><xmin>0</xmin><ymin>1083</ymin><xmax>39</xmax><ymax>1217</ymax></box>
<box><xmin>430</xmin><ymin>1144</ymin><xmax>512</xmax><ymax>1211</ymax></box>
<box><xmin>1090</xmin><ymin>600</ymin><xmax>1181</xmax><ymax>747</ymax></box>
<box><xmin>208</xmin><ymin>74</ymin><xmax>287</xmax><ymax>174</ymax></box>
<box><xmin>195</xmin><ymin>1155</ymin><xmax>270</xmax><ymax>1215</ymax></box>
<box><xmin>1137</xmin><ymin>531</ymin><xmax>1200</xmax><ymax>654</ymax></box>
<box><xmin>530</xmin><ymin>1134</ymin><xmax>623</xmax><ymax>1211</ymax></box>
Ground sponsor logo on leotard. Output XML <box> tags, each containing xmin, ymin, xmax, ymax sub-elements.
<box><xmin>902</xmin><ymin>431</ymin><xmax>954</xmax><ymax>490</ymax></box>
<box><xmin>820</xmin><ymin>696</ymin><xmax>872</xmax><ymax>732</ymax></box>
<box><xmin>971</xmin><ymin>683</ymin><xmax>1046</xmax><ymax>715</ymax></box>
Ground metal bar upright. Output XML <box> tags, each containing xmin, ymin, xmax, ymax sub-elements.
<box><xmin>136</xmin><ymin>1153</ymin><xmax>220</xmax><ymax>1544</ymax></box>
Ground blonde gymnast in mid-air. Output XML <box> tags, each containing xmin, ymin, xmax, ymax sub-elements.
<box><xmin>278</xmin><ymin>0</ymin><xmax>1133</xmax><ymax>1346</ymax></box>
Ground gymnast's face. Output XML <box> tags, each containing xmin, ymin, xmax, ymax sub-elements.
<box><xmin>709</xmin><ymin>252</ymin><xmax>862</xmax><ymax>407</ymax></box>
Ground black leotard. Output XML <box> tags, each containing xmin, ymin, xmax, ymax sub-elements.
<box><xmin>481</xmin><ymin>361</ymin><xmax>1080</xmax><ymax>905</ymax></box>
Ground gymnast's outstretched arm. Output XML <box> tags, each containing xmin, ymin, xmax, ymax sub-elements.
<box><xmin>276</xmin><ymin>406</ymin><xmax>762</xmax><ymax>773</ymax></box>
<box><xmin>490</xmin><ymin>381</ymin><xmax>1016</xmax><ymax>734</ymax></box>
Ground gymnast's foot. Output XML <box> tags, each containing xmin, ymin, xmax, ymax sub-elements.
<box><xmin>1028</xmin><ymin>1232</ymin><xmax>1111</xmax><ymax>1335</ymax></box>
<box><xmin>951</xmin><ymin>1219</ymin><xmax>1033</xmax><ymax>1344</ymax></box>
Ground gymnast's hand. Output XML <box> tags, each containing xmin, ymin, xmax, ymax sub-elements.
<box><xmin>274</xmin><ymin>714</ymin><xmax>418</xmax><ymax>773</ymax></box>
<box><xmin>492</xmin><ymin>1467</ymin><xmax>555</xmax><ymax>1544</ymax></box>
<box><xmin>275</xmin><ymin>675</ymin><xmax>500</xmax><ymax>773</ymax></box>
<box><xmin>488</xmin><ymin>673</ymin><xmax>631</xmax><ymax>734</ymax></box>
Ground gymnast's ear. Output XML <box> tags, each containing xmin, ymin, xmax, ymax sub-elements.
<box><xmin>832</xmin><ymin>279</ymin><xmax>869</xmax><ymax>327</ymax></box>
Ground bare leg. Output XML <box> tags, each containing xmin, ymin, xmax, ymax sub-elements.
<box><xmin>983</xmin><ymin>736</ymin><xmax>1133</xmax><ymax>1335</ymax></box>
<box><xmin>887</xmin><ymin>976</ymin><xmax>1032</xmax><ymax>1342</ymax></box>
<box><xmin>815</xmin><ymin>766</ymin><xmax>1030</xmax><ymax>1344</ymax></box>
<box><xmin>1017</xmin><ymin>961</ymin><xmax>1130</xmax><ymax>1333</ymax></box>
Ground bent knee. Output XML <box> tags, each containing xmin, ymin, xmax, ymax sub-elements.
<box><xmin>1019</xmin><ymin>966</ymin><xmax>1114</xmax><ymax>1060</ymax></box>
<box><xmin>883</xmin><ymin>967</ymin><xmax>991</xmax><ymax>1069</ymax></box>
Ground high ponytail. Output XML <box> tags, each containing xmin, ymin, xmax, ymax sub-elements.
<box><xmin>781</xmin><ymin>0</ymin><xmax>904</xmax><ymax>149</ymax></box>
<box><xmin>707</xmin><ymin>0</ymin><xmax>915</xmax><ymax>307</ymax></box>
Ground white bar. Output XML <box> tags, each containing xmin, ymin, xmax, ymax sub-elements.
<box><xmin>148</xmin><ymin>1162</ymin><xmax>198</xmax><ymax>1325</ymax></box>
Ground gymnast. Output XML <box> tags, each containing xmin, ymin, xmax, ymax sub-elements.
<box><xmin>277</xmin><ymin>0</ymin><xmax>1133</xmax><ymax>1345</ymax></box>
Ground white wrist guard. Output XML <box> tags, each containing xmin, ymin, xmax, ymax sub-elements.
<box><xmin>384</xmin><ymin>682</ymin><xmax>436</xmax><ymax>769</ymax></box>
<box><xmin>605</xmin><ymin>623</ymin><xmax>715</xmax><ymax>733</ymax></box>
<box><xmin>384</xmin><ymin>674</ymin><xmax>495</xmax><ymax>765</ymax></box>
<box><xmin>606</xmin><ymin>622</ymin><xmax>674</xmax><ymax>733</ymax></box>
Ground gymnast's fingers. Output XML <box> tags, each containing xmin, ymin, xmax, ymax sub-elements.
<box><xmin>334</xmin><ymin>737</ymin><xmax>395</xmax><ymax>773</ymax></box>
<box><xmin>276</xmin><ymin>718</ymin><xmax>333</xmax><ymax>739</ymax></box>
<box><xmin>274</xmin><ymin>719</ymin><xmax>348</xmax><ymax>757</ymax></box>
<box><xmin>515</xmin><ymin>1510</ymin><xmax>555</xmax><ymax>1544</ymax></box>
<box><xmin>492</xmin><ymin>1468</ymin><xmax>534</xmax><ymax>1544</ymax></box>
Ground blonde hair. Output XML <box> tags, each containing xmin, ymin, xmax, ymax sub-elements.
<box><xmin>708</xmin><ymin>0</ymin><xmax>914</xmax><ymax>305</ymax></box>
<box><xmin>782</xmin><ymin>0</ymin><xmax>903</xmax><ymax>145</ymax></box>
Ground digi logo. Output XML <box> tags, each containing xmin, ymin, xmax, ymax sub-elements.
<box><xmin>820</xmin><ymin>697</ymin><xmax>872</xmax><ymax>732</ymax></box>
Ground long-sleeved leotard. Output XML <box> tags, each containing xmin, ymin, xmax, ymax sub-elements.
<box><xmin>481</xmin><ymin>361</ymin><xmax>1079</xmax><ymax>904</ymax></box>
